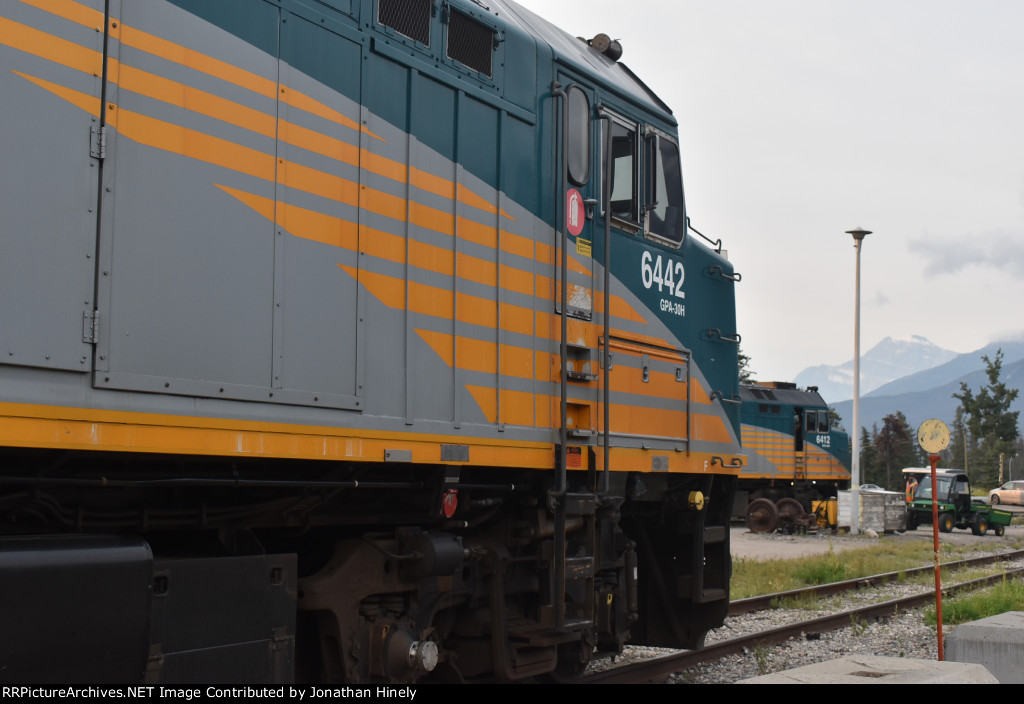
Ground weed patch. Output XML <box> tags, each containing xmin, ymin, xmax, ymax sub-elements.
<box><xmin>730</xmin><ymin>538</ymin><xmax>1011</xmax><ymax>599</ymax></box>
<box><xmin>925</xmin><ymin>576</ymin><xmax>1024</xmax><ymax>627</ymax></box>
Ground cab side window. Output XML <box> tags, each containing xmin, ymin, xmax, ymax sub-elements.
<box><xmin>607</xmin><ymin>120</ymin><xmax>638</xmax><ymax>224</ymax></box>
<box><xmin>566</xmin><ymin>85</ymin><xmax>590</xmax><ymax>186</ymax></box>
<box><xmin>645</xmin><ymin>134</ymin><xmax>684</xmax><ymax>244</ymax></box>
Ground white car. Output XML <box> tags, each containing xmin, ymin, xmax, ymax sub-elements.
<box><xmin>989</xmin><ymin>481</ymin><xmax>1024</xmax><ymax>506</ymax></box>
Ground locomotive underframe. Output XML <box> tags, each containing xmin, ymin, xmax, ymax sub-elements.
<box><xmin>0</xmin><ymin>449</ymin><xmax>734</xmax><ymax>683</ymax></box>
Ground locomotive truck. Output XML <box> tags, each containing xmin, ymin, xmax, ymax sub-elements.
<box><xmin>0</xmin><ymin>0</ymin><xmax>743</xmax><ymax>683</ymax></box>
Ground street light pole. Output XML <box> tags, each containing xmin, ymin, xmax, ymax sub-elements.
<box><xmin>846</xmin><ymin>227</ymin><xmax>871</xmax><ymax>534</ymax></box>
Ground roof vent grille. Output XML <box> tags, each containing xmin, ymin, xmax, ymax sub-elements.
<box><xmin>379</xmin><ymin>0</ymin><xmax>431</xmax><ymax>46</ymax></box>
<box><xmin>447</xmin><ymin>10</ymin><xmax>494</xmax><ymax>76</ymax></box>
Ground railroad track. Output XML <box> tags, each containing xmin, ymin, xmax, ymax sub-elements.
<box><xmin>584</xmin><ymin>549</ymin><xmax>1024</xmax><ymax>684</ymax></box>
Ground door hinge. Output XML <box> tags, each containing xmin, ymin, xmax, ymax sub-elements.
<box><xmin>83</xmin><ymin>310</ymin><xmax>99</xmax><ymax>343</ymax></box>
<box><xmin>90</xmin><ymin>125</ymin><xmax>107</xmax><ymax>160</ymax></box>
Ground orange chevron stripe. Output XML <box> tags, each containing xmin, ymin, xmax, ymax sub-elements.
<box><xmin>218</xmin><ymin>187</ymin><xmax>542</xmax><ymax>299</ymax></box>
<box><xmin>115</xmin><ymin>105</ymin><xmax>276</xmax><ymax>179</ymax></box>
<box><xmin>14</xmin><ymin>70</ymin><xmax>100</xmax><ymax>116</ymax></box>
<box><xmin>466</xmin><ymin>387</ymin><xmax>536</xmax><ymax>427</ymax></box>
<box><xmin>117</xmin><ymin>61</ymin><xmax>277</xmax><ymax>136</ymax></box>
<box><xmin>416</xmin><ymin>330</ymin><xmax>537</xmax><ymax>381</ymax></box>
<box><xmin>18</xmin><ymin>0</ymin><xmax>103</xmax><ymax>28</ymax></box>
<box><xmin>458</xmin><ymin>182</ymin><xmax>516</xmax><ymax>221</ymax></box>
<box><xmin>343</xmin><ymin>265</ymin><xmax>550</xmax><ymax>338</ymax></box>
<box><xmin>0</xmin><ymin>15</ymin><xmax>103</xmax><ymax>78</ymax></box>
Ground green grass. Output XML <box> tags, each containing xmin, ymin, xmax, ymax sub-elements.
<box><xmin>924</xmin><ymin>575</ymin><xmax>1024</xmax><ymax>626</ymax></box>
<box><xmin>791</xmin><ymin>549</ymin><xmax>847</xmax><ymax>584</ymax></box>
<box><xmin>730</xmin><ymin>538</ymin><xmax>1024</xmax><ymax>600</ymax></box>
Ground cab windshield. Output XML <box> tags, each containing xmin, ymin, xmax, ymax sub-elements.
<box><xmin>915</xmin><ymin>476</ymin><xmax>953</xmax><ymax>501</ymax></box>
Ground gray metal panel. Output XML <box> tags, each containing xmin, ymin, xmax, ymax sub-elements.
<box><xmin>0</xmin><ymin>0</ymin><xmax>103</xmax><ymax>372</ymax></box>
<box><xmin>95</xmin><ymin>2</ymin><xmax>359</xmax><ymax>411</ymax></box>
<box><xmin>96</xmin><ymin>1</ymin><xmax>280</xmax><ymax>398</ymax></box>
<box><xmin>405</xmin><ymin>136</ymin><xmax>455</xmax><ymax>424</ymax></box>
<box><xmin>274</xmin><ymin>21</ymin><xmax>362</xmax><ymax>402</ymax></box>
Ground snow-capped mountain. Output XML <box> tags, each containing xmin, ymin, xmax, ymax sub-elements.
<box><xmin>794</xmin><ymin>335</ymin><xmax>958</xmax><ymax>403</ymax></box>
<box><xmin>830</xmin><ymin>341</ymin><xmax>1024</xmax><ymax>436</ymax></box>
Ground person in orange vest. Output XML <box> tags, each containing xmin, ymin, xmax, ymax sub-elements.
<box><xmin>905</xmin><ymin>476</ymin><xmax>919</xmax><ymax>504</ymax></box>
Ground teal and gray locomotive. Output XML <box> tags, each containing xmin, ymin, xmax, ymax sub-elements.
<box><xmin>738</xmin><ymin>382</ymin><xmax>851</xmax><ymax>530</ymax></box>
<box><xmin>0</xmin><ymin>0</ymin><xmax>742</xmax><ymax>682</ymax></box>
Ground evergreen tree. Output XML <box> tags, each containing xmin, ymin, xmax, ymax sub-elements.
<box><xmin>860</xmin><ymin>424</ymin><xmax>881</xmax><ymax>487</ymax></box>
<box><xmin>828</xmin><ymin>407</ymin><xmax>843</xmax><ymax>430</ymax></box>
<box><xmin>897</xmin><ymin>411</ymin><xmax>929</xmax><ymax>467</ymax></box>
<box><xmin>874</xmin><ymin>412</ymin><xmax>913</xmax><ymax>490</ymax></box>
<box><xmin>944</xmin><ymin>406</ymin><xmax>969</xmax><ymax>470</ymax></box>
<box><xmin>738</xmin><ymin>346</ymin><xmax>755</xmax><ymax>384</ymax></box>
<box><xmin>952</xmin><ymin>349</ymin><xmax>1021</xmax><ymax>487</ymax></box>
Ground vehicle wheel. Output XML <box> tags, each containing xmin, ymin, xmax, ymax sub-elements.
<box><xmin>972</xmin><ymin>517</ymin><xmax>988</xmax><ymax>536</ymax></box>
<box><xmin>776</xmin><ymin>498</ymin><xmax>805</xmax><ymax>524</ymax></box>
<box><xmin>938</xmin><ymin>512</ymin><xmax>954</xmax><ymax>533</ymax></box>
<box><xmin>542</xmin><ymin>643</ymin><xmax>588</xmax><ymax>683</ymax></box>
<box><xmin>996</xmin><ymin>525</ymin><xmax>1005</xmax><ymax>537</ymax></box>
<box><xmin>905</xmin><ymin>511</ymin><xmax>918</xmax><ymax>530</ymax></box>
<box><xmin>991</xmin><ymin>495</ymin><xmax>1000</xmax><ymax>505</ymax></box>
<box><xmin>746</xmin><ymin>498</ymin><xmax>779</xmax><ymax>534</ymax></box>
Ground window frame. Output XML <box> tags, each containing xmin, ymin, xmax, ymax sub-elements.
<box><xmin>602</xmin><ymin>110</ymin><xmax>641</xmax><ymax>233</ymax></box>
<box><xmin>641</xmin><ymin>125</ymin><xmax>685</xmax><ymax>248</ymax></box>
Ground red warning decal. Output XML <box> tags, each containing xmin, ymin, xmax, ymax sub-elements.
<box><xmin>566</xmin><ymin>188</ymin><xmax>585</xmax><ymax>236</ymax></box>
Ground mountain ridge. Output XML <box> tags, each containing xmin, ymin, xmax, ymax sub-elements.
<box><xmin>793</xmin><ymin>335</ymin><xmax>958</xmax><ymax>402</ymax></box>
<box><xmin>827</xmin><ymin>343</ymin><xmax>1024</xmax><ymax>436</ymax></box>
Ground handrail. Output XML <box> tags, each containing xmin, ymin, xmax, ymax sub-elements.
<box><xmin>686</xmin><ymin>216</ymin><xmax>721</xmax><ymax>253</ymax></box>
<box><xmin>711</xmin><ymin>456</ymin><xmax>744</xmax><ymax>469</ymax></box>
<box><xmin>708</xmin><ymin>265</ymin><xmax>741</xmax><ymax>282</ymax></box>
<box><xmin>598</xmin><ymin>110</ymin><xmax>612</xmax><ymax>496</ymax></box>
<box><xmin>550</xmin><ymin>80</ymin><xmax>569</xmax><ymax>506</ymax></box>
<box><xmin>550</xmin><ymin>80</ymin><xmax>568</xmax><ymax>633</ymax></box>
<box><xmin>707</xmin><ymin>328</ymin><xmax>741</xmax><ymax>344</ymax></box>
<box><xmin>709</xmin><ymin>390</ymin><xmax>741</xmax><ymax>405</ymax></box>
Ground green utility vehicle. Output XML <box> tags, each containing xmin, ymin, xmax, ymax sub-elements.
<box><xmin>906</xmin><ymin>469</ymin><xmax>1012</xmax><ymax>536</ymax></box>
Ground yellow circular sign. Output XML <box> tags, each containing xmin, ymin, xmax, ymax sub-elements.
<box><xmin>917</xmin><ymin>418</ymin><xmax>950</xmax><ymax>453</ymax></box>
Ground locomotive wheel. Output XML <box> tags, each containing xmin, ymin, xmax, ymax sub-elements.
<box><xmin>972</xmin><ymin>517</ymin><xmax>988</xmax><ymax>536</ymax></box>
<box><xmin>746</xmin><ymin>498</ymin><xmax>779</xmax><ymax>533</ymax></box>
<box><xmin>776</xmin><ymin>498</ymin><xmax>805</xmax><ymax>524</ymax></box>
<box><xmin>544</xmin><ymin>643</ymin><xmax>588</xmax><ymax>683</ymax></box>
<box><xmin>938</xmin><ymin>512</ymin><xmax>954</xmax><ymax>533</ymax></box>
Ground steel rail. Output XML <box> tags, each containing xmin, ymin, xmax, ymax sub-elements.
<box><xmin>584</xmin><ymin>564</ymin><xmax>1024</xmax><ymax>684</ymax></box>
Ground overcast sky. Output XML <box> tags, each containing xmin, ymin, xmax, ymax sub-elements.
<box><xmin>514</xmin><ymin>0</ymin><xmax>1024</xmax><ymax>382</ymax></box>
